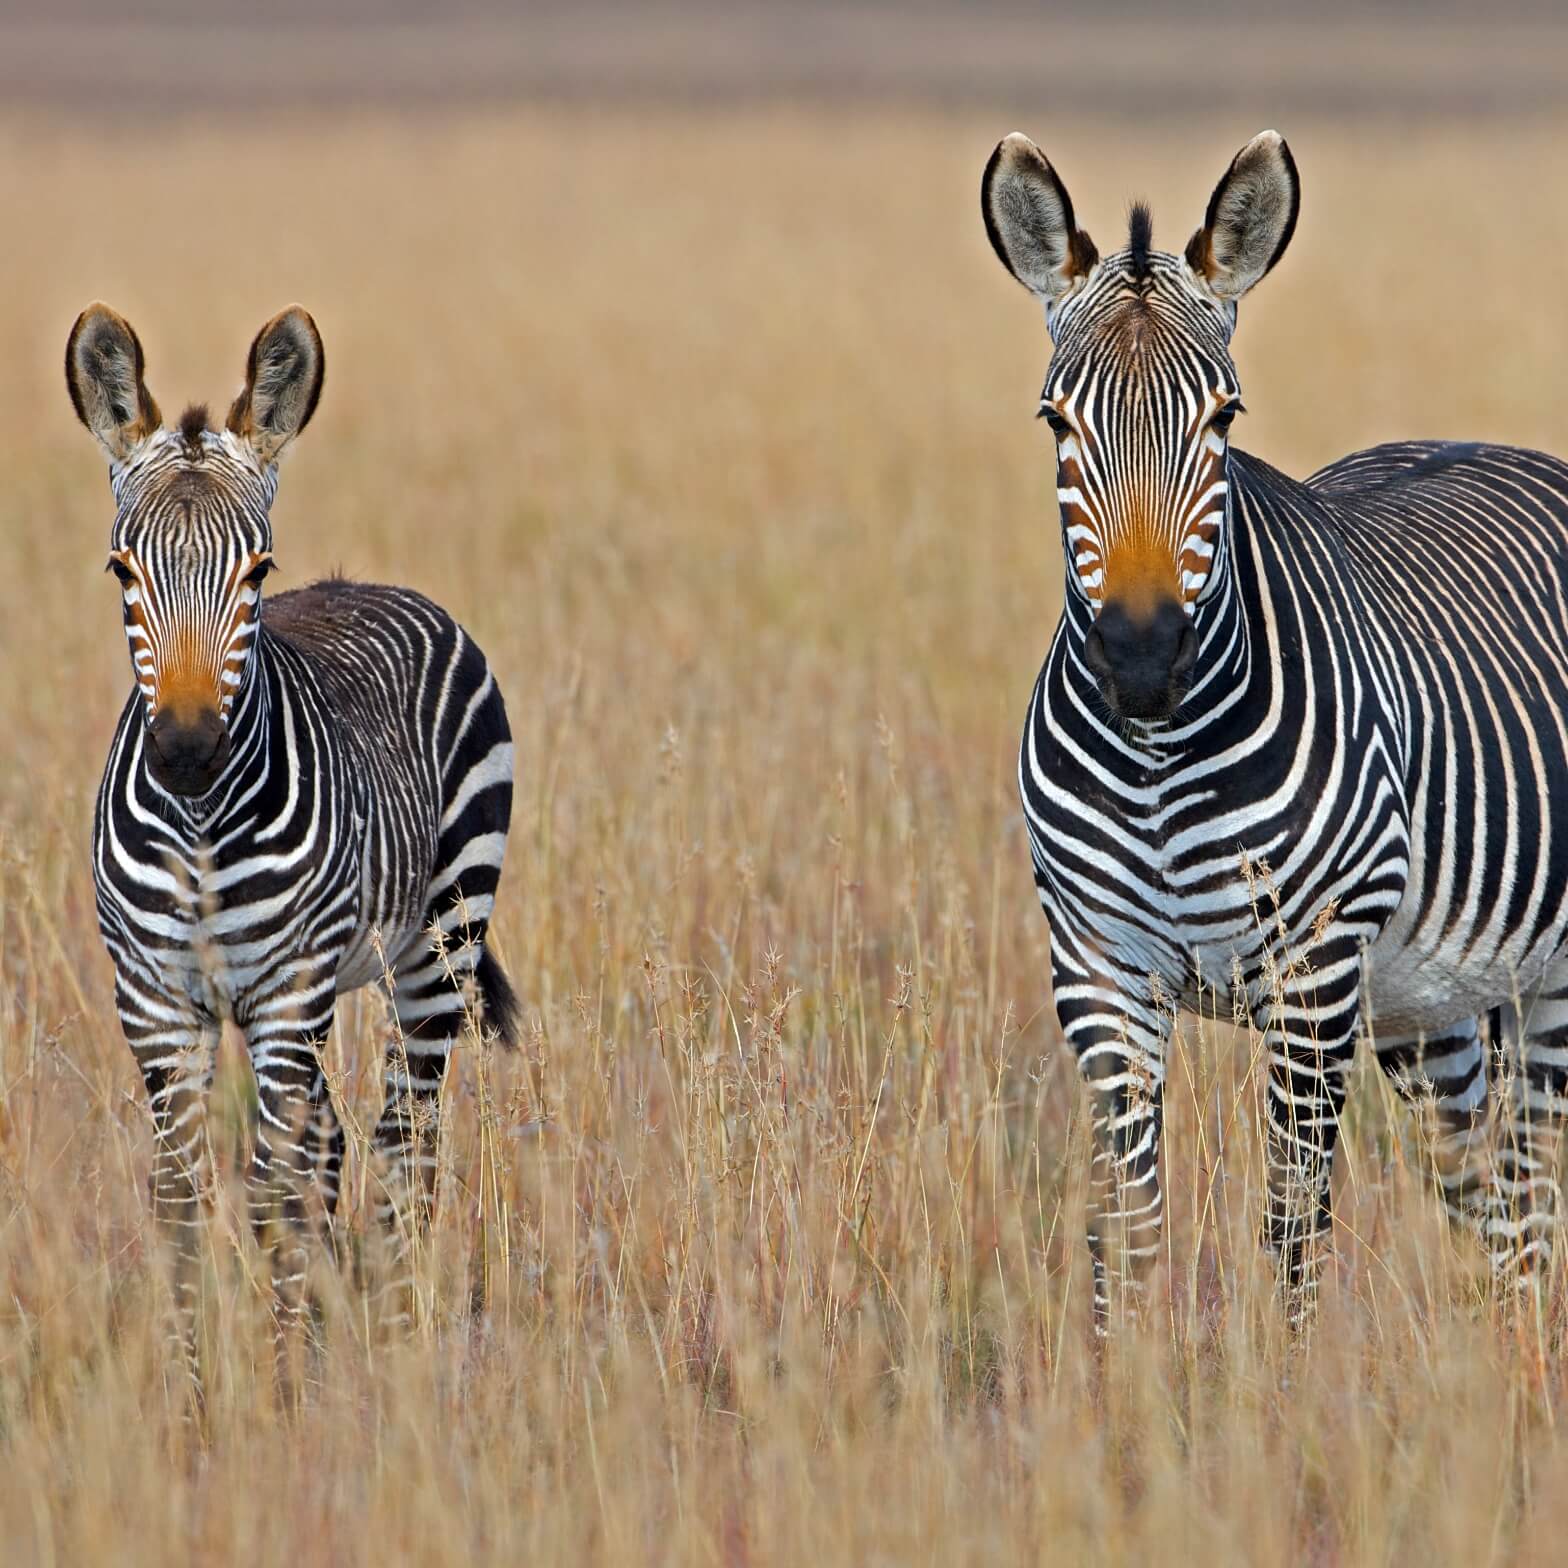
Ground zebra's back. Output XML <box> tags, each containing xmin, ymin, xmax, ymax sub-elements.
<box><xmin>1303</xmin><ymin>441</ymin><xmax>1568</xmax><ymax>1026</ymax></box>
<box><xmin>1308</xmin><ymin>438</ymin><xmax>1568</xmax><ymax>608</ymax></box>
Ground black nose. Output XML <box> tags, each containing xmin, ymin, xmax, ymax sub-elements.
<box><xmin>146</xmin><ymin>708</ymin><xmax>230</xmax><ymax>797</ymax></box>
<box><xmin>1082</xmin><ymin>600</ymin><xmax>1198</xmax><ymax>720</ymax></box>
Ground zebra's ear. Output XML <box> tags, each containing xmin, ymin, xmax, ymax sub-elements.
<box><xmin>982</xmin><ymin>133</ymin><xmax>1099</xmax><ymax>305</ymax></box>
<box><xmin>226</xmin><ymin>306</ymin><xmax>325</xmax><ymax>464</ymax></box>
<box><xmin>65</xmin><ymin>304</ymin><xmax>163</xmax><ymax>462</ymax></box>
<box><xmin>1186</xmin><ymin>131</ymin><xmax>1300</xmax><ymax>302</ymax></box>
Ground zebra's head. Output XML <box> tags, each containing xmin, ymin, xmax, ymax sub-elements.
<box><xmin>67</xmin><ymin>305</ymin><xmax>324</xmax><ymax>797</ymax></box>
<box><xmin>983</xmin><ymin>131</ymin><xmax>1299</xmax><ymax>720</ymax></box>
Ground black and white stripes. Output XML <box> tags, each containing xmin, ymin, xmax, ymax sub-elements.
<box><xmin>985</xmin><ymin>132</ymin><xmax>1568</xmax><ymax>1324</ymax></box>
<box><xmin>71</xmin><ymin>305</ymin><xmax>518</xmax><ymax>1391</ymax></box>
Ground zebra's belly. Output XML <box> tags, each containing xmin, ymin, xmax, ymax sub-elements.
<box><xmin>332</xmin><ymin>802</ymin><xmax>440</xmax><ymax>993</ymax></box>
<box><xmin>1360</xmin><ymin>845</ymin><xmax>1568</xmax><ymax>1034</ymax></box>
<box><xmin>1362</xmin><ymin>927</ymin><xmax>1554</xmax><ymax>1036</ymax></box>
<box><xmin>335</xmin><ymin>915</ymin><xmax>424</xmax><ymax>994</ymax></box>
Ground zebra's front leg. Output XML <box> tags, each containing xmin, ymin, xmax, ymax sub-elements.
<box><xmin>120</xmin><ymin>974</ymin><xmax>218</xmax><ymax>1404</ymax></box>
<box><xmin>240</xmin><ymin>965</ymin><xmax>344</xmax><ymax>1384</ymax></box>
<box><xmin>1052</xmin><ymin>944</ymin><xmax>1168</xmax><ymax>1332</ymax></box>
<box><xmin>1257</xmin><ymin>936</ymin><xmax>1362</xmax><ymax>1318</ymax></box>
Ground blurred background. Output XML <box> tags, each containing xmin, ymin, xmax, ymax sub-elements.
<box><xmin>6</xmin><ymin>0</ymin><xmax>1568</xmax><ymax>116</ymax></box>
<box><xmin>4</xmin><ymin>5</ymin><xmax>1568</xmax><ymax>1561</ymax></box>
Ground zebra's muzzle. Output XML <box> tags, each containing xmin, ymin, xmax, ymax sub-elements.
<box><xmin>145</xmin><ymin>707</ymin><xmax>231</xmax><ymax>797</ymax></box>
<box><xmin>1083</xmin><ymin>599</ymin><xmax>1198</xmax><ymax>720</ymax></box>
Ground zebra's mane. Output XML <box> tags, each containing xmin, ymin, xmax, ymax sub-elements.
<box><xmin>177</xmin><ymin>403</ymin><xmax>211</xmax><ymax>457</ymax></box>
<box><xmin>1127</xmin><ymin>203</ymin><xmax>1154</xmax><ymax>282</ymax></box>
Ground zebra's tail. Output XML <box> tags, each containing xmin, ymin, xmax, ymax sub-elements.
<box><xmin>476</xmin><ymin>945</ymin><xmax>521</xmax><ymax>1049</ymax></box>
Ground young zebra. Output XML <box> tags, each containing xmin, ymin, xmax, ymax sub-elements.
<box><xmin>982</xmin><ymin>131</ymin><xmax>1568</xmax><ymax>1325</ymax></box>
<box><xmin>70</xmin><ymin>304</ymin><xmax>518</xmax><ymax>1376</ymax></box>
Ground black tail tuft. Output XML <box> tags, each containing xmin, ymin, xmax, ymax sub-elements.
<box><xmin>476</xmin><ymin>946</ymin><xmax>521</xmax><ymax>1048</ymax></box>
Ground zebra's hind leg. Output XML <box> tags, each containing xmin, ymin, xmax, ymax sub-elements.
<box><xmin>372</xmin><ymin>663</ymin><xmax>515</xmax><ymax>1327</ymax></box>
<box><xmin>1490</xmin><ymin>982</ymin><xmax>1568</xmax><ymax>1292</ymax></box>
<box><xmin>1373</xmin><ymin>1017</ymin><xmax>1491</xmax><ymax>1237</ymax></box>
<box><xmin>373</xmin><ymin>892</ymin><xmax>515</xmax><ymax>1328</ymax></box>
<box><xmin>122</xmin><ymin>976</ymin><xmax>218</xmax><ymax>1411</ymax></box>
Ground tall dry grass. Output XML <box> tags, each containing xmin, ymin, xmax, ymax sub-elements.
<box><xmin>3</xmin><ymin>108</ymin><xmax>1568</xmax><ymax>1564</ymax></box>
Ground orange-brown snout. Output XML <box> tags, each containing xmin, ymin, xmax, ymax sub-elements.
<box><xmin>146</xmin><ymin>704</ymin><xmax>230</xmax><ymax>797</ymax></box>
<box><xmin>1083</xmin><ymin>599</ymin><xmax>1197</xmax><ymax>720</ymax></box>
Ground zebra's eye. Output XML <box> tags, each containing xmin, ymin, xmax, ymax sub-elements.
<box><xmin>106</xmin><ymin>557</ymin><xmax>134</xmax><ymax>585</ymax></box>
<box><xmin>1210</xmin><ymin>400</ymin><xmax>1246</xmax><ymax>434</ymax></box>
<box><xmin>1039</xmin><ymin>405</ymin><xmax>1070</xmax><ymax>437</ymax></box>
<box><xmin>243</xmin><ymin>557</ymin><xmax>274</xmax><ymax>588</ymax></box>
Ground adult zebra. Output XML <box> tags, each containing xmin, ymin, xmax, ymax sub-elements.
<box><xmin>982</xmin><ymin>130</ymin><xmax>1568</xmax><ymax>1325</ymax></box>
<box><xmin>69</xmin><ymin>304</ymin><xmax>517</xmax><ymax>1386</ymax></box>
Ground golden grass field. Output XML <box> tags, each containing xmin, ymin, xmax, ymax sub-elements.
<box><xmin>6</xmin><ymin>105</ymin><xmax>1568</xmax><ymax>1564</ymax></box>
